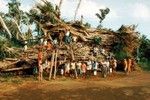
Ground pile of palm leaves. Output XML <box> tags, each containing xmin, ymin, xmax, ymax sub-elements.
<box><xmin>0</xmin><ymin>37</ymin><xmax>18</xmax><ymax>60</ymax></box>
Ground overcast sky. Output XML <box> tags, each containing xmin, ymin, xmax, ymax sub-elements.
<box><xmin>0</xmin><ymin>0</ymin><xmax>150</xmax><ymax>38</ymax></box>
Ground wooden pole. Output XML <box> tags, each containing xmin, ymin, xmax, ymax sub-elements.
<box><xmin>70</xmin><ymin>45</ymin><xmax>75</xmax><ymax>61</ymax></box>
<box><xmin>53</xmin><ymin>49</ymin><xmax>58</xmax><ymax>79</ymax></box>
<box><xmin>49</xmin><ymin>50</ymin><xmax>55</xmax><ymax>80</ymax></box>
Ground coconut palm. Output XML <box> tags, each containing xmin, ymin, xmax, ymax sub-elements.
<box><xmin>6</xmin><ymin>0</ymin><xmax>25</xmax><ymax>40</ymax></box>
<box><xmin>96</xmin><ymin>8</ymin><xmax>110</xmax><ymax>28</ymax></box>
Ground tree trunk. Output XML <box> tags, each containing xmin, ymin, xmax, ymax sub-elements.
<box><xmin>49</xmin><ymin>50</ymin><xmax>55</xmax><ymax>80</ymax></box>
<box><xmin>0</xmin><ymin>15</ymin><xmax>12</xmax><ymax>38</ymax></box>
<box><xmin>74</xmin><ymin>0</ymin><xmax>82</xmax><ymax>21</ymax></box>
<box><xmin>12</xmin><ymin>19</ymin><xmax>25</xmax><ymax>40</ymax></box>
<box><xmin>58</xmin><ymin>0</ymin><xmax>63</xmax><ymax>10</ymax></box>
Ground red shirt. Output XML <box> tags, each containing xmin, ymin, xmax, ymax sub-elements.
<box><xmin>38</xmin><ymin>51</ymin><xmax>43</xmax><ymax>61</ymax></box>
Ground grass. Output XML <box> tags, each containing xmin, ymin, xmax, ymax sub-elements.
<box><xmin>0</xmin><ymin>73</ymin><xmax>38</xmax><ymax>84</ymax></box>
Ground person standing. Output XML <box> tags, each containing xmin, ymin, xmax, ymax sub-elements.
<box><xmin>65</xmin><ymin>61</ymin><xmax>70</xmax><ymax>76</ymax></box>
<box><xmin>93</xmin><ymin>61</ymin><xmax>98</xmax><ymax>76</ymax></box>
<box><xmin>87</xmin><ymin>60</ymin><xmax>92</xmax><ymax>76</ymax></box>
<box><xmin>70</xmin><ymin>61</ymin><xmax>78</xmax><ymax>78</ymax></box>
<box><xmin>127</xmin><ymin>57</ymin><xmax>132</xmax><ymax>74</ymax></box>
<box><xmin>76</xmin><ymin>61</ymin><xmax>82</xmax><ymax>76</ymax></box>
<box><xmin>112</xmin><ymin>58</ymin><xmax>117</xmax><ymax>72</ymax></box>
<box><xmin>38</xmin><ymin>47</ymin><xmax>43</xmax><ymax>81</ymax></box>
<box><xmin>81</xmin><ymin>62</ymin><xmax>87</xmax><ymax>78</ymax></box>
<box><xmin>124</xmin><ymin>58</ymin><xmax>128</xmax><ymax>73</ymax></box>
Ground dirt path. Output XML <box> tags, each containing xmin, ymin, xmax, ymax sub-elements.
<box><xmin>0</xmin><ymin>71</ymin><xmax>150</xmax><ymax>100</ymax></box>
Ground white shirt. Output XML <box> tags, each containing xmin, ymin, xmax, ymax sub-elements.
<box><xmin>53</xmin><ymin>39</ymin><xmax>58</xmax><ymax>45</ymax></box>
<box><xmin>101</xmin><ymin>48</ymin><xmax>105</xmax><ymax>54</ymax></box>
<box><xmin>94</xmin><ymin>47</ymin><xmax>99</xmax><ymax>53</ymax></box>
<box><xmin>72</xmin><ymin>36</ymin><xmax>77</xmax><ymax>42</ymax></box>
<box><xmin>87</xmin><ymin>61</ymin><xmax>92</xmax><ymax>70</ymax></box>
<box><xmin>102</xmin><ymin>61</ymin><xmax>110</xmax><ymax>68</ymax></box>
<box><xmin>44</xmin><ymin>40</ymin><xmax>47</xmax><ymax>46</ymax></box>
<box><xmin>76</xmin><ymin>62</ymin><xmax>81</xmax><ymax>69</ymax></box>
<box><xmin>65</xmin><ymin>63</ymin><xmax>70</xmax><ymax>71</ymax></box>
<box><xmin>66</xmin><ymin>31</ymin><xmax>70</xmax><ymax>36</ymax></box>
<box><xmin>71</xmin><ymin>62</ymin><xmax>76</xmax><ymax>70</ymax></box>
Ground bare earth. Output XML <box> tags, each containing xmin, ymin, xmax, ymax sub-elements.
<box><xmin>0</xmin><ymin>71</ymin><xmax>150</xmax><ymax>100</ymax></box>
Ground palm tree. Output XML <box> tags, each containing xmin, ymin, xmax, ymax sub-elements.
<box><xmin>74</xmin><ymin>0</ymin><xmax>82</xmax><ymax>21</ymax></box>
<box><xmin>6</xmin><ymin>0</ymin><xmax>25</xmax><ymax>40</ymax></box>
<box><xmin>96</xmin><ymin>8</ymin><xmax>110</xmax><ymax>28</ymax></box>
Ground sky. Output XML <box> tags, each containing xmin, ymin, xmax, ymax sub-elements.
<box><xmin>0</xmin><ymin>0</ymin><xmax>150</xmax><ymax>38</ymax></box>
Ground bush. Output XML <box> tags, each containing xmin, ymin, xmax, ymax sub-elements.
<box><xmin>138</xmin><ymin>58</ymin><xmax>150</xmax><ymax>71</ymax></box>
<box><xmin>92</xmin><ymin>37</ymin><xmax>102</xmax><ymax>45</ymax></box>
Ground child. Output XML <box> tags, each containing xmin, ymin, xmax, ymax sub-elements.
<box><xmin>38</xmin><ymin>47</ymin><xmax>43</xmax><ymax>81</ymax></box>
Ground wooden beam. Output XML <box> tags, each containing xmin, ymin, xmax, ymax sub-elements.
<box><xmin>49</xmin><ymin>50</ymin><xmax>55</xmax><ymax>80</ymax></box>
<box><xmin>1</xmin><ymin>66</ymin><xmax>31</xmax><ymax>72</ymax></box>
<box><xmin>53</xmin><ymin>49</ymin><xmax>58</xmax><ymax>79</ymax></box>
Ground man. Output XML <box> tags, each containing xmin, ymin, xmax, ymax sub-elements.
<box><xmin>70</xmin><ymin>61</ymin><xmax>78</xmax><ymax>78</ymax></box>
<box><xmin>64</xmin><ymin>61</ymin><xmax>70</xmax><ymax>76</ymax></box>
<box><xmin>38</xmin><ymin>47</ymin><xmax>43</xmax><ymax>81</ymax></box>
<box><xmin>111</xmin><ymin>58</ymin><xmax>117</xmax><ymax>72</ymax></box>
<box><xmin>81</xmin><ymin>62</ymin><xmax>87</xmax><ymax>78</ymax></box>
<box><xmin>93</xmin><ymin>61</ymin><xmax>98</xmax><ymax>76</ymax></box>
<box><xmin>76</xmin><ymin>61</ymin><xmax>82</xmax><ymax>76</ymax></box>
<box><xmin>127</xmin><ymin>57</ymin><xmax>132</xmax><ymax>74</ymax></box>
<box><xmin>24</xmin><ymin>41</ymin><xmax>28</xmax><ymax>51</ymax></box>
<box><xmin>124</xmin><ymin>58</ymin><xmax>128</xmax><ymax>73</ymax></box>
<box><xmin>64</xmin><ymin>29</ymin><xmax>72</xmax><ymax>44</ymax></box>
<box><xmin>87</xmin><ymin>60</ymin><xmax>92</xmax><ymax>76</ymax></box>
<box><xmin>101</xmin><ymin>59</ymin><xmax>110</xmax><ymax>78</ymax></box>
<box><xmin>93</xmin><ymin>47</ymin><xmax>99</xmax><ymax>56</ymax></box>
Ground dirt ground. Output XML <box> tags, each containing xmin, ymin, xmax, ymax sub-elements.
<box><xmin>0</xmin><ymin>71</ymin><xmax>150</xmax><ymax>100</ymax></box>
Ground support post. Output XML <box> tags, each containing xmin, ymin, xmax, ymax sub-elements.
<box><xmin>49</xmin><ymin>50</ymin><xmax>55</xmax><ymax>80</ymax></box>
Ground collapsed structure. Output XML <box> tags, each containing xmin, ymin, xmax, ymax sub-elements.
<box><xmin>0</xmin><ymin>22</ymin><xmax>139</xmax><ymax>76</ymax></box>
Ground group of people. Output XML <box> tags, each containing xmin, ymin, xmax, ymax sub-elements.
<box><xmin>35</xmin><ymin>28</ymin><xmax>135</xmax><ymax>81</ymax></box>
<box><xmin>37</xmin><ymin>46</ymin><xmax>118</xmax><ymax>81</ymax></box>
<box><xmin>123</xmin><ymin>57</ymin><xmax>135</xmax><ymax>74</ymax></box>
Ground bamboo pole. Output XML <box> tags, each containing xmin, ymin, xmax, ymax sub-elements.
<box><xmin>53</xmin><ymin>49</ymin><xmax>58</xmax><ymax>79</ymax></box>
<box><xmin>49</xmin><ymin>50</ymin><xmax>55</xmax><ymax>80</ymax></box>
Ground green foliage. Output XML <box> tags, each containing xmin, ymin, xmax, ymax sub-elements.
<box><xmin>138</xmin><ymin>58</ymin><xmax>150</xmax><ymax>71</ymax></box>
<box><xmin>114</xmin><ymin>51</ymin><xmax>128</xmax><ymax>60</ymax></box>
<box><xmin>139</xmin><ymin>35</ymin><xmax>150</xmax><ymax>60</ymax></box>
<box><xmin>84</xmin><ymin>22</ymin><xmax>91</xmax><ymax>28</ymax></box>
<box><xmin>34</xmin><ymin>0</ymin><xmax>58</xmax><ymax>24</ymax></box>
<box><xmin>112</xmin><ymin>25</ymin><xmax>140</xmax><ymax>60</ymax></box>
<box><xmin>0</xmin><ymin>38</ymin><xmax>18</xmax><ymax>60</ymax></box>
<box><xmin>96</xmin><ymin>8</ymin><xmax>110</xmax><ymax>23</ymax></box>
<box><xmin>8</xmin><ymin>0</ymin><xmax>22</xmax><ymax>24</ymax></box>
<box><xmin>92</xmin><ymin>37</ymin><xmax>102</xmax><ymax>45</ymax></box>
